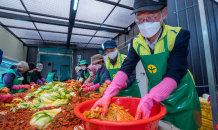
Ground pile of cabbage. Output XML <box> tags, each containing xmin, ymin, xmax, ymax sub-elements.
<box><xmin>15</xmin><ymin>82</ymin><xmax>76</xmax><ymax>111</ymax></box>
<box><xmin>199</xmin><ymin>93</ymin><xmax>210</xmax><ymax>103</ymax></box>
<box><xmin>30</xmin><ymin>108</ymin><xmax>61</xmax><ymax>129</ymax></box>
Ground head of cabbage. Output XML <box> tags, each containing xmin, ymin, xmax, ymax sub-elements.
<box><xmin>30</xmin><ymin>108</ymin><xmax>61</xmax><ymax>129</ymax></box>
<box><xmin>40</xmin><ymin>93</ymin><xmax>58</xmax><ymax>104</ymax></box>
<box><xmin>49</xmin><ymin>99</ymin><xmax>69</xmax><ymax>107</ymax></box>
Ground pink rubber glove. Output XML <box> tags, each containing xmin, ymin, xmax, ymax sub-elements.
<box><xmin>135</xmin><ymin>77</ymin><xmax>177</xmax><ymax>120</ymax></box>
<box><xmin>30</xmin><ymin>82</ymin><xmax>36</xmax><ymax>86</ymax></box>
<box><xmin>82</xmin><ymin>83</ymin><xmax>100</xmax><ymax>93</ymax></box>
<box><xmin>81</xmin><ymin>82</ymin><xmax>94</xmax><ymax>88</ymax></box>
<box><xmin>37</xmin><ymin>79</ymin><xmax>44</xmax><ymax>85</ymax></box>
<box><xmin>105</xmin><ymin>80</ymin><xmax>111</xmax><ymax>84</ymax></box>
<box><xmin>0</xmin><ymin>95</ymin><xmax>14</xmax><ymax>103</ymax></box>
<box><xmin>207</xmin><ymin>96</ymin><xmax>218</xmax><ymax>105</ymax></box>
<box><xmin>123</xmin><ymin>82</ymin><xmax>127</xmax><ymax>88</ymax></box>
<box><xmin>77</xmin><ymin>80</ymin><xmax>82</xmax><ymax>84</ymax></box>
<box><xmin>22</xmin><ymin>85</ymin><xmax>31</xmax><ymax>89</ymax></box>
<box><xmin>12</xmin><ymin>85</ymin><xmax>30</xmax><ymax>90</ymax></box>
<box><xmin>84</xmin><ymin>76</ymin><xmax>92</xmax><ymax>85</ymax></box>
<box><xmin>91</xmin><ymin>71</ymin><xmax>128</xmax><ymax>116</ymax></box>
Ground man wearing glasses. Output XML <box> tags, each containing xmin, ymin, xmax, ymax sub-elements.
<box><xmin>91</xmin><ymin>0</ymin><xmax>201</xmax><ymax>130</ymax></box>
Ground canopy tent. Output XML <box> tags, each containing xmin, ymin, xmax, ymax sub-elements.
<box><xmin>0</xmin><ymin>0</ymin><xmax>135</xmax><ymax>49</ymax></box>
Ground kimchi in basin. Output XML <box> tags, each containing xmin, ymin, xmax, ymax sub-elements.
<box><xmin>75</xmin><ymin>97</ymin><xmax>167</xmax><ymax>130</ymax></box>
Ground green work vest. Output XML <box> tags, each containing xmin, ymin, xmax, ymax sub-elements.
<box><xmin>106</xmin><ymin>52</ymin><xmax>141</xmax><ymax>98</ymax></box>
<box><xmin>82</xmin><ymin>69</ymin><xmax>90</xmax><ymax>85</ymax></box>
<box><xmin>18</xmin><ymin>72</ymin><xmax>31</xmax><ymax>93</ymax></box>
<box><xmin>27</xmin><ymin>72</ymin><xmax>31</xmax><ymax>83</ymax></box>
<box><xmin>133</xmin><ymin>24</ymin><xmax>201</xmax><ymax>130</ymax></box>
<box><xmin>94</xmin><ymin>65</ymin><xmax>105</xmax><ymax>93</ymax></box>
<box><xmin>46</xmin><ymin>72</ymin><xmax>55</xmax><ymax>83</ymax></box>
<box><xmin>0</xmin><ymin>69</ymin><xmax>24</xmax><ymax>94</ymax></box>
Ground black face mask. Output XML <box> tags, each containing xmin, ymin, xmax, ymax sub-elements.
<box><xmin>14</xmin><ymin>68</ymin><xmax>24</xmax><ymax>75</ymax></box>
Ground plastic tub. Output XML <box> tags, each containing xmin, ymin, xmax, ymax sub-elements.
<box><xmin>75</xmin><ymin>97</ymin><xmax>167</xmax><ymax>130</ymax></box>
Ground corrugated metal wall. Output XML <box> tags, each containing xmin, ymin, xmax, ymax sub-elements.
<box><xmin>166</xmin><ymin>0</ymin><xmax>209</xmax><ymax>96</ymax></box>
<box><xmin>205</xmin><ymin>0</ymin><xmax>218</xmax><ymax>85</ymax></box>
<box><xmin>114</xmin><ymin>0</ymin><xmax>218</xmax><ymax>96</ymax></box>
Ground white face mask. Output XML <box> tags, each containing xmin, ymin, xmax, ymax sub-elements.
<box><xmin>95</xmin><ymin>64</ymin><xmax>102</xmax><ymax>69</ymax></box>
<box><xmin>137</xmin><ymin>14</ymin><xmax>163</xmax><ymax>38</ymax></box>
<box><xmin>108</xmin><ymin>49</ymin><xmax>118</xmax><ymax>60</ymax></box>
<box><xmin>81</xmin><ymin>66</ymin><xmax>86</xmax><ymax>70</ymax></box>
<box><xmin>89</xmin><ymin>71</ymin><xmax>94</xmax><ymax>76</ymax></box>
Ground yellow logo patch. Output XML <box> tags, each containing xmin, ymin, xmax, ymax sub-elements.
<box><xmin>85</xmin><ymin>76</ymin><xmax>87</xmax><ymax>79</ymax></box>
<box><xmin>147</xmin><ymin>64</ymin><xmax>157</xmax><ymax>74</ymax></box>
<box><xmin>113</xmin><ymin>74</ymin><xmax>116</xmax><ymax>78</ymax></box>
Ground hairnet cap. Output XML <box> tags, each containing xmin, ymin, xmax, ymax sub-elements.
<box><xmin>36</xmin><ymin>63</ymin><xmax>43</xmax><ymax>70</ymax></box>
<box><xmin>10</xmin><ymin>65</ymin><xmax>17</xmax><ymax>69</ymax></box>
<box><xmin>87</xmin><ymin>65</ymin><xmax>98</xmax><ymax>75</ymax></box>
<box><xmin>132</xmin><ymin>0</ymin><xmax>167</xmax><ymax>14</ymax></box>
<box><xmin>17</xmin><ymin>61</ymin><xmax>29</xmax><ymax>71</ymax></box>
<box><xmin>28</xmin><ymin>62</ymin><xmax>36</xmax><ymax>71</ymax></box>
<box><xmin>92</xmin><ymin>54</ymin><xmax>104</xmax><ymax>65</ymax></box>
<box><xmin>79</xmin><ymin>60</ymin><xmax>88</xmax><ymax>66</ymax></box>
<box><xmin>102</xmin><ymin>40</ymin><xmax>117</xmax><ymax>50</ymax></box>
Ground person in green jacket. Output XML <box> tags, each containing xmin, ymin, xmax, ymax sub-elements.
<box><xmin>0</xmin><ymin>49</ymin><xmax>14</xmax><ymax>102</ymax></box>
<box><xmin>46</xmin><ymin>69</ymin><xmax>59</xmax><ymax>83</ymax></box>
<box><xmin>75</xmin><ymin>66</ymin><xmax>82</xmax><ymax>80</ymax></box>
<box><xmin>80</xmin><ymin>54</ymin><xmax>106</xmax><ymax>93</ymax></box>
<box><xmin>78</xmin><ymin>60</ymin><xmax>89</xmax><ymax>84</ymax></box>
<box><xmin>91</xmin><ymin>0</ymin><xmax>201</xmax><ymax>130</ymax></box>
<box><xmin>0</xmin><ymin>61</ymin><xmax>31</xmax><ymax>94</ymax></box>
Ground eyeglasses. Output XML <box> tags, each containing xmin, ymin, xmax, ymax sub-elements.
<box><xmin>135</xmin><ymin>10</ymin><xmax>163</xmax><ymax>24</ymax></box>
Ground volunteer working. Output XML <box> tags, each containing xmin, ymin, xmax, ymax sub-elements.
<box><xmin>0</xmin><ymin>49</ymin><xmax>14</xmax><ymax>102</ymax></box>
<box><xmin>75</xmin><ymin>66</ymin><xmax>82</xmax><ymax>80</ymax></box>
<box><xmin>83</xmin><ymin>65</ymin><xmax>98</xmax><ymax>85</ymax></box>
<box><xmin>91</xmin><ymin>0</ymin><xmax>201</xmax><ymax>130</ymax></box>
<box><xmin>28</xmin><ymin>62</ymin><xmax>46</xmax><ymax>85</ymax></box>
<box><xmin>96</xmin><ymin>40</ymin><xmax>141</xmax><ymax>97</ymax></box>
<box><xmin>78</xmin><ymin>60</ymin><xmax>89</xmax><ymax>84</ymax></box>
<box><xmin>46</xmin><ymin>68</ymin><xmax>59</xmax><ymax>83</ymax></box>
<box><xmin>0</xmin><ymin>61</ymin><xmax>31</xmax><ymax>94</ymax></box>
<box><xmin>80</xmin><ymin>54</ymin><xmax>106</xmax><ymax>93</ymax></box>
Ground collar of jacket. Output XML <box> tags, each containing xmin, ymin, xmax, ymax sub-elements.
<box><xmin>109</xmin><ymin>54</ymin><xmax>118</xmax><ymax>66</ymax></box>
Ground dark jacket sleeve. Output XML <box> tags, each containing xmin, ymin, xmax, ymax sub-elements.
<box><xmin>93</xmin><ymin>65</ymin><xmax>107</xmax><ymax>85</ymax></box>
<box><xmin>37</xmin><ymin>72</ymin><xmax>42</xmax><ymax>79</ymax></box>
<box><xmin>99</xmin><ymin>66</ymin><xmax>107</xmax><ymax>85</ymax></box>
<box><xmin>22</xmin><ymin>71</ymin><xmax>29</xmax><ymax>84</ymax></box>
<box><xmin>53</xmin><ymin>73</ymin><xmax>58</xmax><ymax>80</ymax></box>
<box><xmin>80</xmin><ymin>70</ymin><xmax>85</xmax><ymax>79</ymax></box>
<box><xmin>92</xmin><ymin>72</ymin><xmax>100</xmax><ymax>84</ymax></box>
<box><xmin>30</xmin><ymin>71</ymin><xmax>40</xmax><ymax>83</ymax></box>
<box><xmin>3</xmin><ymin>73</ymin><xmax>15</xmax><ymax>89</ymax></box>
<box><xmin>126</xmin><ymin>69</ymin><xmax>136</xmax><ymax>87</ymax></box>
<box><xmin>119</xmin><ymin>39</ymin><xmax>141</xmax><ymax>77</ymax></box>
<box><xmin>104</xmin><ymin>69</ymin><xmax>111</xmax><ymax>81</ymax></box>
<box><xmin>163</xmin><ymin>29</ymin><xmax>190</xmax><ymax>84</ymax></box>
